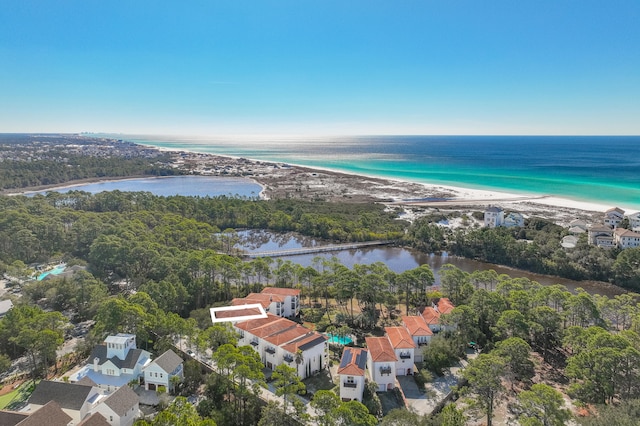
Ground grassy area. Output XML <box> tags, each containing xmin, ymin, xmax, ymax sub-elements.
<box><xmin>0</xmin><ymin>380</ymin><xmax>38</xmax><ymax>410</ymax></box>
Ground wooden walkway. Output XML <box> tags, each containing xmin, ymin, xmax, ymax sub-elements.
<box><xmin>243</xmin><ymin>240</ymin><xmax>395</xmax><ymax>258</ymax></box>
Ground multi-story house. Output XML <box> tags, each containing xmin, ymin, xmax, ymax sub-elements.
<box><xmin>337</xmin><ymin>347</ymin><xmax>368</xmax><ymax>402</ymax></box>
<box><xmin>614</xmin><ymin>227</ymin><xmax>640</xmax><ymax>249</ymax></box>
<box><xmin>70</xmin><ymin>334</ymin><xmax>151</xmax><ymax>393</ymax></box>
<box><xmin>401</xmin><ymin>316</ymin><xmax>432</xmax><ymax>363</ymax></box>
<box><xmin>365</xmin><ymin>336</ymin><xmax>397</xmax><ymax>392</ymax></box>
<box><xmin>385</xmin><ymin>326</ymin><xmax>416</xmax><ymax>376</ymax></box>
<box><xmin>628</xmin><ymin>212</ymin><xmax>640</xmax><ymax>232</ymax></box>
<box><xmin>484</xmin><ymin>207</ymin><xmax>504</xmax><ymax>228</ymax></box>
<box><xmin>604</xmin><ymin>207</ymin><xmax>625</xmax><ymax>228</ymax></box>
<box><xmin>588</xmin><ymin>225</ymin><xmax>615</xmax><ymax>248</ymax></box>
<box><xmin>27</xmin><ymin>380</ymin><xmax>139</xmax><ymax>426</ymax></box>
<box><xmin>232</xmin><ymin>287</ymin><xmax>301</xmax><ymax>318</ymax></box>
<box><xmin>143</xmin><ymin>349</ymin><xmax>184</xmax><ymax>392</ymax></box>
<box><xmin>234</xmin><ymin>313</ymin><xmax>328</xmax><ymax>379</ymax></box>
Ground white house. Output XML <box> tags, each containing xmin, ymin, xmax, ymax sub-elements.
<box><xmin>484</xmin><ymin>207</ymin><xmax>504</xmax><ymax>228</ymax></box>
<box><xmin>385</xmin><ymin>326</ymin><xmax>416</xmax><ymax>376</ymax></box>
<box><xmin>568</xmin><ymin>219</ymin><xmax>588</xmax><ymax>234</ymax></box>
<box><xmin>28</xmin><ymin>380</ymin><xmax>139</xmax><ymax>426</ymax></box>
<box><xmin>421</xmin><ymin>307</ymin><xmax>442</xmax><ymax>333</ymax></box>
<box><xmin>234</xmin><ymin>313</ymin><xmax>328</xmax><ymax>379</ymax></box>
<box><xmin>614</xmin><ymin>228</ymin><xmax>640</xmax><ymax>249</ymax></box>
<box><xmin>401</xmin><ymin>316</ymin><xmax>432</xmax><ymax>363</ymax></box>
<box><xmin>365</xmin><ymin>336</ymin><xmax>397</xmax><ymax>392</ymax></box>
<box><xmin>144</xmin><ymin>349</ymin><xmax>184</xmax><ymax>392</ymax></box>
<box><xmin>588</xmin><ymin>226</ymin><xmax>615</xmax><ymax>248</ymax></box>
<box><xmin>628</xmin><ymin>212</ymin><xmax>640</xmax><ymax>232</ymax></box>
<box><xmin>91</xmin><ymin>385</ymin><xmax>139</xmax><ymax>426</ymax></box>
<box><xmin>11</xmin><ymin>401</ymin><xmax>71</xmax><ymax>426</ymax></box>
<box><xmin>261</xmin><ymin>287</ymin><xmax>301</xmax><ymax>318</ymax></box>
<box><xmin>70</xmin><ymin>334</ymin><xmax>151</xmax><ymax>393</ymax></box>
<box><xmin>561</xmin><ymin>235</ymin><xmax>579</xmax><ymax>249</ymax></box>
<box><xmin>28</xmin><ymin>380</ymin><xmax>101</xmax><ymax>424</ymax></box>
<box><xmin>337</xmin><ymin>347</ymin><xmax>367</xmax><ymax>403</ymax></box>
<box><xmin>503</xmin><ymin>212</ymin><xmax>525</xmax><ymax>228</ymax></box>
<box><xmin>232</xmin><ymin>287</ymin><xmax>301</xmax><ymax>318</ymax></box>
<box><xmin>604</xmin><ymin>207</ymin><xmax>625</xmax><ymax>228</ymax></box>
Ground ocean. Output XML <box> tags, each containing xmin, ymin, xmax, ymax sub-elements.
<box><xmin>101</xmin><ymin>135</ymin><xmax>640</xmax><ymax>210</ymax></box>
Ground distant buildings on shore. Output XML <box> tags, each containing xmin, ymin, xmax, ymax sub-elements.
<box><xmin>586</xmin><ymin>207</ymin><xmax>640</xmax><ymax>249</ymax></box>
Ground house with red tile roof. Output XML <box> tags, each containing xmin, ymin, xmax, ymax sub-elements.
<box><xmin>365</xmin><ymin>336</ymin><xmax>397</xmax><ymax>392</ymax></box>
<box><xmin>385</xmin><ymin>327</ymin><xmax>417</xmax><ymax>376</ymax></box>
<box><xmin>234</xmin><ymin>313</ymin><xmax>327</xmax><ymax>379</ymax></box>
<box><xmin>337</xmin><ymin>347</ymin><xmax>368</xmax><ymax>402</ymax></box>
<box><xmin>401</xmin><ymin>315</ymin><xmax>433</xmax><ymax>363</ymax></box>
<box><xmin>422</xmin><ymin>306</ymin><xmax>442</xmax><ymax>332</ymax></box>
<box><xmin>231</xmin><ymin>287</ymin><xmax>301</xmax><ymax>318</ymax></box>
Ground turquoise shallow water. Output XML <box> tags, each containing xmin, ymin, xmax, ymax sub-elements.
<box><xmin>98</xmin><ymin>135</ymin><xmax>640</xmax><ymax>210</ymax></box>
<box><xmin>37</xmin><ymin>265</ymin><xmax>66</xmax><ymax>280</ymax></box>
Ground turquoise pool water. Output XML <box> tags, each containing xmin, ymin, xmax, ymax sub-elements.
<box><xmin>37</xmin><ymin>265</ymin><xmax>66</xmax><ymax>281</ymax></box>
<box><xmin>327</xmin><ymin>334</ymin><xmax>353</xmax><ymax>345</ymax></box>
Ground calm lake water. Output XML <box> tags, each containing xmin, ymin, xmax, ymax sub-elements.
<box><xmin>237</xmin><ymin>230</ymin><xmax>624</xmax><ymax>298</ymax></box>
<box><xmin>30</xmin><ymin>176</ymin><xmax>263</xmax><ymax>198</ymax></box>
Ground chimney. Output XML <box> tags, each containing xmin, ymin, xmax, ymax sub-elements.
<box><xmin>93</xmin><ymin>357</ymin><xmax>99</xmax><ymax>372</ymax></box>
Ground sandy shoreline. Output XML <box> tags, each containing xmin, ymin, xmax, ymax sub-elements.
<box><xmin>4</xmin><ymin>143</ymin><xmax>634</xmax><ymax>226</ymax></box>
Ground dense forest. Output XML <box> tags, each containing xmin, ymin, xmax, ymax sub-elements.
<box><xmin>1</xmin><ymin>189</ymin><xmax>640</xmax><ymax>424</ymax></box>
<box><xmin>0</xmin><ymin>134</ymin><xmax>179</xmax><ymax>190</ymax></box>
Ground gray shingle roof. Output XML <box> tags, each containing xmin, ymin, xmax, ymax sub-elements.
<box><xmin>103</xmin><ymin>385</ymin><xmax>138</xmax><ymax>417</ymax></box>
<box><xmin>77</xmin><ymin>413</ymin><xmax>111</xmax><ymax>426</ymax></box>
<box><xmin>18</xmin><ymin>401</ymin><xmax>72</xmax><ymax>426</ymax></box>
<box><xmin>152</xmin><ymin>349</ymin><xmax>183</xmax><ymax>374</ymax></box>
<box><xmin>28</xmin><ymin>381</ymin><xmax>94</xmax><ymax>411</ymax></box>
<box><xmin>0</xmin><ymin>410</ymin><xmax>28</xmax><ymax>426</ymax></box>
<box><xmin>89</xmin><ymin>345</ymin><xmax>147</xmax><ymax>370</ymax></box>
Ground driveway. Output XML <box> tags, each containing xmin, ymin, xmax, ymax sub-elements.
<box><xmin>397</xmin><ymin>375</ymin><xmax>432</xmax><ymax>416</ymax></box>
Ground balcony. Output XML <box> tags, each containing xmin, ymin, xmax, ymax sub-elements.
<box><xmin>343</xmin><ymin>382</ymin><xmax>358</xmax><ymax>388</ymax></box>
<box><xmin>379</xmin><ymin>366</ymin><xmax>392</xmax><ymax>375</ymax></box>
<box><xmin>265</xmin><ymin>347</ymin><xmax>276</xmax><ymax>355</ymax></box>
<box><xmin>399</xmin><ymin>352</ymin><xmax>411</xmax><ymax>359</ymax></box>
<box><xmin>283</xmin><ymin>354</ymin><xmax>294</xmax><ymax>363</ymax></box>
<box><xmin>250</xmin><ymin>340</ymin><xmax>259</xmax><ymax>347</ymax></box>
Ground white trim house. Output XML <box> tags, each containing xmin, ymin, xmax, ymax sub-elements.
<box><xmin>337</xmin><ymin>347</ymin><xmax>368</xmax><ymax>402</ymax></box>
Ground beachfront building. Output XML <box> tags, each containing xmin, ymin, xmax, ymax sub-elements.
<box><xmin>401</xmin><ymin>315</ymin><xmax>432</xmax><ymax>362</ymax></box>
<box><xmin>69</xmin><ymin>334</ymin><xmax>151</xmax><ymax>393</ymax></box>
<box><xmin>561</xmin><ymin>235</ymin><xmax>579</xmax><ymax>249</ymax></box>
<box><xmin>385</xmin><ymin>326</ymin><xmax>417</xmax><ymax>376</ymax></box>
<box><xmin>337</xmin><ymin>347</ymin><xmax>368</xmax><ymax>402</ymax></box>
<box><xmin>588</xmin><ymin>226</ymin><xmax>615</xmax><ymax>248</ymax></box>
<box><xmin>143</xmin><ymin>349</ymin><xmax>184</xmax><ymax>392</ymax></box>
<box><xmin>234</xmin><ymin>313</ymin><xmax>328</xmax><ymax>379</ymax></box>
<box><xmin>568</xmin><ymin>219</ymin><xmax>588</xmax><ymax>234</ymax></box>
<box><xmin>365</xmin><ymin>336</ymin><xmax>397</xmax><ymax>392</ymax></box>
<box><xmin>604</xmin><ymin>207</ymin><xmax>625</xmax><ymax>228</ymax></box>
<box><xmin>503</xmin><ymin>212</ymin><xmax>525</xmax><ymax>228</ymax></box>
<box><xmin>484</xmin><ymin>207</ymin><xmax>504</xmax><ymax>228</ymax></box>
<box><xmin>231</xmin><ymin>287</ymin><xmax>300</xmax><ymax>318</ymax></box>
<box><xmin>614</xmin><ymin>228</ymin><xmax>640</xmax><ymax>249</ymax></box>
<box><xmin>629</xmin><ymin>212</ymin><xmax>640</xmax><ymax>232</ymax></box>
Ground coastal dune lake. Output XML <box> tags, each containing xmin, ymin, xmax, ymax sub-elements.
<box><xmin>30</xmin><ymin>176</ymin><xmax>263</xmax><ymax>198</ymax></box>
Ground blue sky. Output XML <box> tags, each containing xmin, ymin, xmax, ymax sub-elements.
<box><xmin>1</xmin><ymin>1</ymin><xmax>639</xmax><ymax>135</ymax></box>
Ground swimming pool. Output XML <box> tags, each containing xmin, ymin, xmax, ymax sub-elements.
<box><xmin>37</xmin><ymin>265</ymin><xmax>66</xmax><ymax>281</ymax></box>
<box><xmin>327</xmin><ymin>334</ymin><xmax>353</xmax><ymax>345</ymax></box>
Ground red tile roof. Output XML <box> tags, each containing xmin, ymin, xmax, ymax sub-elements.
<box><xmin>422</xmin><ymin>307</ymin><xmax>441</xmax><ymax>325</ymax></box>
<box><xmin>365</xmin><ymin>336</ymin><xmax>397</xmax><ymax>362</ymax></box>
<box><xmin>385</xmin><ymin>326</ymin><xmax>417</xmax><ymax>349</ymax></box>
<box><xmin>437</xmin><ymin>298</ymin><xmax>455</xmax><ymax>315</ymax></box>
<box><xmin>262</xmin><ymin>287</ymin><xmax>301</xmax><ymax>297</ymax></box>
<box><xmin>235</xmin><ymin>313</ymin><xmax>282</xmax><ymax>331</ymax></box>
<box><xmin>337</xmin><ymin>347</ymin><xmax>367</xmax><ymax>376</ymax></box>
<box><xmin>401</xmin><ymin>316</ymin><xmax>433</xmax><ymax>337</ymax></box>
<box><xmin>215</xmin><ymin>307</ymin><xmax>264</xmax><ymax>320</ymax></box>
